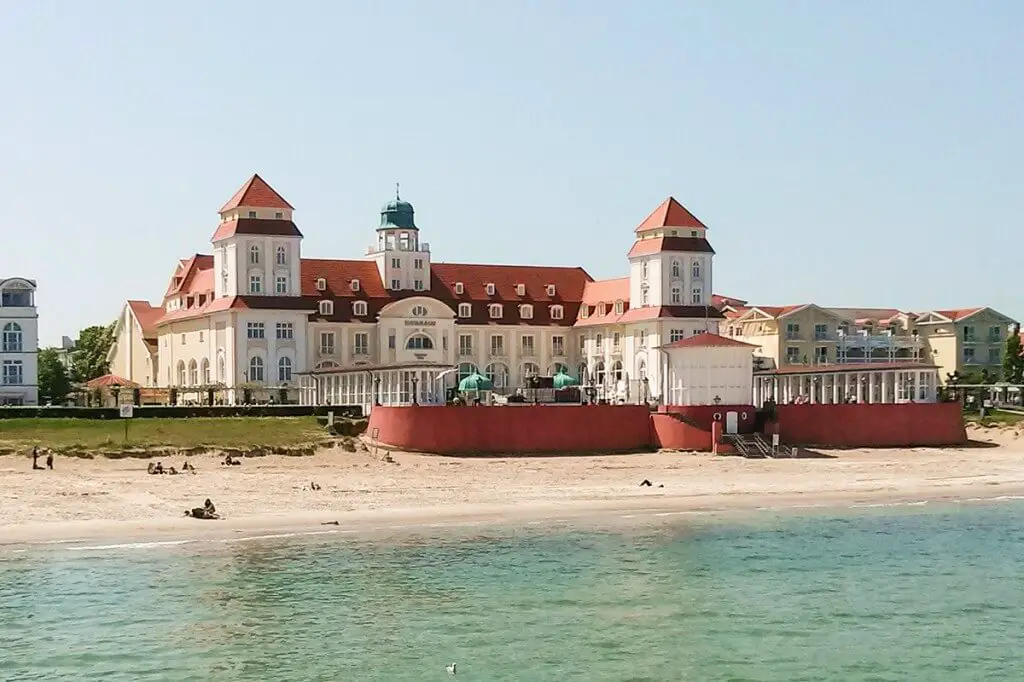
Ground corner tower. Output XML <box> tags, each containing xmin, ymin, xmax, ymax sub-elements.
<box><xmin>368</xmin><ymin>185</ymin><xmax>431</xmax><ymax>292</ymax></box>
<box><xmin>626</xmin><ymin>197</ymin><xmax>715</xmax><ymax>310</ymax></box>
<box><xmin>211</xmin><ymin>174</ymin><xmax>303</xmax><ymax>298</ymax></box>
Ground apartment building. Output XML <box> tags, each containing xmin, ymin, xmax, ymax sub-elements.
<box><xmin>0</xmin><ymin>277</ymin><xmax>39</xmax><ymax>406</ymax></box>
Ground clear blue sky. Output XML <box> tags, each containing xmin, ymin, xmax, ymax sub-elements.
<box><xmin>2</xmin><ymin>1</ymin><xmax>1021</xmax><ymax>345</ymax></box>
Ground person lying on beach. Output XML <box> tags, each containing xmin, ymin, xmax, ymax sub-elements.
<box><xmin>221</xmin><ymin>454</ymin><xmax>241</xmax><ymax>466</ymax></box>
<box><xmin>184</xmin><ymin>498</ymin><xmax>219</xmax><ymax>520</ymax></box>
<box><xmin>168</xmin><ymin>467</ymin><xmax>179</xmax><ymax>475</ymax></box>
<box><xmin>310</xmin><ymin>481</ymin><xmax>321</xmax><ymax>491</ymax></box>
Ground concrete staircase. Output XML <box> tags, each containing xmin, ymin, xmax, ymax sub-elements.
<box><xmin>723</xmin><ymin>433</ymin><xmax>777</xmax><ymax>458</ymax></box>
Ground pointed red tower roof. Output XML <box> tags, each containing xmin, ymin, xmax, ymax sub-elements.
<box><xmin>634</xmin><ymin>197</ymin><xmax>707</xmax><ymax>233</ymax></box>
<box><xmin>219</xmin><ymin>174</ymin><xmax>294</xmax><ymax>213</ymax></box>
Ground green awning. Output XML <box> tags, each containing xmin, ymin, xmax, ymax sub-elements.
<box><xmin>552</xmin><ymin>371</ymin><xmax>579</xmax><ymax>389</ymax></box>
<box><xmin>459</xmin><ymin>372</ymin><xmax>493</xmax><ymax>391</ymax></box>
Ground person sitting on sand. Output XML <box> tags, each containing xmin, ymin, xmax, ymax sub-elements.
<box><xmin>147</xmin><ymin>462</ymin><xmax>156</xmax><ymax>475</ymax></box>
<box><xmin>184</xmin><ymin>498</ymin><xmax>219</xmax><ymax>520</ymax></box>
<box><xmin>182</xmin><ymin>461</ymin><xmax>194</xmax><ymax>473</ymax></box>
<box><xmin>168</xmin><ymin>466</ymin><xmax>179</xmax><ymax>475</ymax></box>
<box><xmin>152</xmin><ymin>461</ymin><xmax>165</xmax><ymax>475</ymax></box>
<box><xmin>310</xmin><ymin>481</ymin><xmax>321</xmax><ymax>491</ymax></box>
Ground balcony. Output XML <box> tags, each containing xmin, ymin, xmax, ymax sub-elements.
<box><xmin>838</xmin><ymin>331</ymin><xmax>922</xmax><ymax>351</ymax></box>
<box><xmin>365</xmin><ymin>242</ymin><xmax>431</xmax><ymax>255</ymax></box>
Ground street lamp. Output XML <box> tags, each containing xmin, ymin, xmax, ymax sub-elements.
<box><xmin>373</xmin><ymin>376</ymin><xmax>382</xmax><ymax>406</ymax></box>
<box><xmin>411</xmin><ymin>375</ymin><xmax>419</xmax><ymax>405</ymax></box>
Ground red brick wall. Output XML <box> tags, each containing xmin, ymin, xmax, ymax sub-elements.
<box><xmin>367</xmin><ymin>404</ymin><xmax>653</xmax><ymax>455</ymax></box>
<box><xmin>659</xmin><ymin>404</ymin><xmax>757</xmax><ymax>432</ymax></box>
<box><xmin>773</xmin><ymin>402</ymin><xmax>967</xmax><ymax>447</ymax></box>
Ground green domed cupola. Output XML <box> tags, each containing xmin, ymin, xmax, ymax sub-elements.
<box><xmin>379</xmin><ymin>184</ymin><xmax>417</xmax><ymax>230</ymax></box>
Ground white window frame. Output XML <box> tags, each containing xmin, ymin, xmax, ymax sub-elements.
<box><xmin>454</xmin><ymin>282</ymin><xmax>464</xmax><ymax>294</ymax></box>
<box><xmin>275</xmin><ymin>276</ymin><xmax>287</xmax><ymax>294</ymax></box>
<box><xmin>486</xmin><ymin>283</ymin><xmax>496</xmax><ymax>295</ymax></box>
<box><xmin>319</xmin><ymin>300</ymin><xmax>334</xmax><ymax>316</ymax></box>
<box><xmin>520</xmin><ymin>304</ymin><xmax>533</xmax><ymax>319</ymax></box>
<box><xmin>458</xmin><ymin>303</ymin><xmax>472</xmax><ymax>318</ymax></box>
<box><xmin>320</xmin><ymin>331</ymin><xmax>336</xmax><ymax>355</ymax></box>
<box><xmin>276</xmin><ymin>245</ymin><xmax>287</xmax><ymax>266</ymax></box>
<box><xmin>546</xmin><ymin>284</ymin><xmax>556</xmax><ymax>296</ymax></box>
<box><xmin>550</xmin><ymin>305</ymin><xmax>564</xmax><ymax>320</ymax></box>
<box><xmin>353</xmin><ymin>301</ymin><xmax>368</xmax><ymax>316</ymax></box>
<box><xmin>249</xmin><ymin>275</ymin><xmax>262</xmax><ymax>294</ymax></box>
<box><xmin>354</xmin><ymin>332</ymin><xmax>369</xmax><ymax>355</ymax></box>
<box><xmin>489</xmin><ymin>304</ymin><xmax>503</xmax><ymax>319</ymax></box>
<box><xmin>276</xmin><ymin>322</ymin><xmax>294</xmax><ymax>340</ymax></box>
<box><xmin>249</xmin><ymin>244</ymin><xmax>260</xmax><ymax>265</ymax></box>
<box><xmin>316</xmin><ymin>278</ymin><xmax>327</xmax><ymax>291</ymax></box>
<box><xmin>350</xmin><ymin>279</ymin><xmax>360</xmax><ymax>292</ymax></box>
<box><xmin>246</xmin><ymin>322</ymin><xmax>265</xmax><ymax>339</ymax></box>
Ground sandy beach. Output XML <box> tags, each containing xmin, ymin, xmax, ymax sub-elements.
<box><xmin>2</xmin><ymin>426</ymin><xmax>1022</xmax><ymax>546</ymax></box>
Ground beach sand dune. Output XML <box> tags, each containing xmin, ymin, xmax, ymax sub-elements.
<box><xmin>2</xmin><ymin>427</ymin><xmax>1022</xmax><ymax>545</ymax></box>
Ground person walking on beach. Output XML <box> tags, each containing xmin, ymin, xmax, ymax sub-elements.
<box><xmin>32</xmin><ymin>447</ymin><xmax>44</xmax><ymax>470</ymax></box>
<box><xmin>46</xmin><ymin>451</ymin><xmax>54</xmax><ymax>470</ymax></box>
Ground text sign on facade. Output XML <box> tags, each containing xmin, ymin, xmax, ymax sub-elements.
<box><xmin>404</xmin><ymin>320</ymin><xmax>437</xmax><ymax>327</ymax></box>
<box><xmin>119</xmin><ymin>405</ymin><xmax>134</xmax><ymax>419</ymax></box>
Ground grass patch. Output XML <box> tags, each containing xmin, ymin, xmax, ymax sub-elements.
<box><xmin>965</xmin><ymin>408</ymin><xmax>1024</xmax><ymax>427</ymax></box>
<box><xmin>0</xmin><ymin>417</ymin><xmax>327</xmax><ymax>450</ymax></box>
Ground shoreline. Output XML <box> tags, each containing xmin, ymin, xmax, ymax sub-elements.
<box><xmin>5</xmin><ymin>483</ymin><xmax>1024</xmax><ymax>551</ymax></box>
<box><xmin>3</xmin><ymin>427</ymin><xmax>1023</xmax><ymax>550</ymax></box>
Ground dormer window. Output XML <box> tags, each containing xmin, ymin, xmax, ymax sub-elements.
<box><xmin>249</xmin><ymin>245</ymin><xmax>260</xmax><ymax>265</ymax></box>
<box><xmin>598</xmin><ymin>303</ymin><xmax>606</xmax><ymax>316</ymax></box>
<box><xmin>319</xmin><ymin>300</ymin><xmax>334</xmax><ymax>316</ymax></box>
<box><xmin>350</xmin><ymin>279</ymin><xmax>360</xmax><ymax>292</ymax></box>
<box><xmin>580</xmin><ymin>306</ymin><xmax>589</xmax><ymax>319</ymax></box>
<box><xmin>614</xmin><ymin>300</ymin><xmax>624</xmax><ymax>315</ymax></box>
<box><xmin>275</xmin><ymin>211</ymin><xmax>283</xmax><ymax>219</ymax></box>
<box><xmin>546</xmin><ymin>284</ymin><xmax>556</xmax><ymax>296</ymax></box>
<box><xmin>353</xmin><ymin>301</ymin><xmax>368</xmax><ymax>316</ymax></box>
<box><xmin>520</xmin><ymin>304</ymin><xmax>534</xmax><ymax>319</ymax></box>
<box><xmin>454</xmin><ymin>282</ymin><xmax>464</xmax><ymax>295</ymax></box>
<box><xmin>316</xmin><ymin>278</ymin><xmax>327</xmax><ymax>291</ymax></box>
<box><xmin>489</xmin><ymin>304</ymin><xmax>503</xmax><ymax>319</ymax></box>
<box><xmin>248</xmin><ymin>210</ymin><xmax>257</xmax><ymax>218</ymax></box>
<box><xmin>516</xmin><ymin>284</ymin><xmax>526</xmax><ymax>296</ymax></box>
<box><xmin>486</xmin><ymin>283</ymin><xmax>496</xmax><ymax>296</ymax></box>
<box><xmin>458</xmin><ymin>303</ymin><xmax>472</xmax><ymax>318</ymax></box>
<box><xmin>550</xmin><ymin>305</ymin><xmax>564</xmax><ymax>320</ymax></box>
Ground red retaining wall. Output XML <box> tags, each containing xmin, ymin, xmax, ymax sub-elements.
<box><xmin>650</xmin><ymin>414</ymin><xmax>714</xmax><ymax>451</ymax></box>
<box><xmin>658</xmin><ymin>404</ymin><xmax>757</xmax><ymax>432</ymax></box>
<box><xmin>773</xmin><ymin>402</ymin><xmax>967</xmax><ymax>447</ymax></box>
<box><xmin>367</xmin><ymin>404</ymin><xmax>653</xmax><ymax>455</ymax></box>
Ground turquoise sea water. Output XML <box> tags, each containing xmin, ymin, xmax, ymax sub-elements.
<box><xmin>3</xmin><ymin>504</ymin><xmax>1024</xmax><ymax>681</ymax></box>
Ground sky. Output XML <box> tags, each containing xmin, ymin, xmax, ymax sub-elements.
<box><xmin>1</xmin><ymin>1</ymin><xmax>1021</xmax><ymax>346</ymax></box>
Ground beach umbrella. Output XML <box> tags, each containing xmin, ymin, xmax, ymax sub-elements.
<box><xmin>552</xmin><ymin>371</ymin><xmax>578</xmax><ymax>389</ymax></box>
<box><xmin>459</xmin><ymin>372</ymin><xmax>493</xmax><ymax>391</ymax></box>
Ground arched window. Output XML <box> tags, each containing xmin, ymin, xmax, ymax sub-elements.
<box><xmin>550</xmin><ymin>362</ymin><xmax>569</xmax><ymax>375</ymax></box>
<box><xmin>641</xmin><ymin>261</ymin><xmax>648</xmax><ymax>280</ymax></box>
<box><xmin>519</xmin><ymin>304</ymin><xmax>533</xmax><ymax>320</ymax></box>
<box><xmin>278</xmin><ymin>356</ymin><xmax>293</xmax><ymax>383</ymax></box>
<box><xmin>411</xmin><ymin>305</ymin><xmax>428</xmax><ymax>317</ymax></box>
<box><xmin>520</xmin><ymin>362</ymin><xmax>540</xmax><ymax>385</ymax></box>
<box><xmin>577</xmin><ymin>362</ymin><xmax>589</xmax><ymax>383</ymax></box>
<box><xmin>249</xmin><ymin>244</ymin><xmax>260</xmax><ymax>265</ymax></box>
<box><xmin>457</xmin><ymin>362</ymin><xmax>477</xmax><ymax>383</ymax></box>
<box><xmin>692</xmin><ymin>259</ymin><xmax>701</xmax><ymax>280</ymax></box>
<box><xmin>611</xmin><ymin>360</ymin><xmax>623</xmax><ymax>382</ymax></box>
<box><xmin>201</xmin><ymin>358</ymin><xmax>211</xmax><ymax>384</ymax></box>
<box><xmin>177</xmin><ymin>360</ymin><xmax>186</xmax><ymax>386</ymax></box>
<box><xmin>249</xmin><ymin>356</ymin><xmax>264</xmax><ymax>383</ymax></box>
<box><xmin>671</xmin><ymin>260</ymin><xmax>680</xmax><ymax>278</ymax></box>
<box><xmin>549</xmin><ymin>304</ymin><xmax>564</xmax><ymax>320</ymax></box>
<box><xmin>637</xmin><ymin>359</ymin><xmax>647</xmax><ymax>381</ymax></box>
<box><xmin>2</xmin><ymin>323</ymin><xmax>22</xmax><ymax>352</ymax></box>
<box><xmin>217</xmin><ymin>353</ymin><xmax>226</xmax><ymax>382</ymax></box>
<box><xmin>188</xmin><ymin>359</ymin><xmax>198</xmax><ymax>386</ymax></box>
<box><xmin>406</xmin><ymin>334</ymin><xmax>434</xmax><ymax>350</ymax></box>
<box><xmin>276</xmin><ymin>245</ymin><xmax>287</xmax><ymax>266</ymax></box>
<box><xmin>484</xmin><ymin>362</ymin><xmax>509</xmax><ymax>389</ymax></box>
<box><xmin>594</xmin><ymin>360</ymin><xmax>606</xmax><ymax>386</ymax></box>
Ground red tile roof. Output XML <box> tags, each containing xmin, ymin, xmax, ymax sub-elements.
<box><xmin>581</xmin><ymin>277</ymin><xmax>629</xmax><ymax>307</ymax></box>
<box><xmin>662</xmin><ymin>332</ymin><xmax>756</xmax><ymax>349</ymax></box>
<box><xmin>574</xmin><ymin>304</ymin><xmax>724</xmax><ymax>327</ymax></box>
<box><xmin>164</xmin><ymin>254</ymin><xmax>214</xmax><ymax>297</ymax></box>
<box><xmin>932</xmin><ymin>308</ymin><xmax>985</xmax><ymax>322</ymax></box>
<box><xmin>211</xmin><ymin>218</ymin><xmax>304</xmax><ymax>242</ymax></box>
<box><xmin>758</xmin><ymin>361</ymin><xmax>938</xmax><ymax>375</ymax></box>
<box><xmin>711</xmin><ymin>294</ymin><xmax>747</xmax><ymax>310</ymax></box>
<box><xmin>626</xmin><ymin>236</ymin><xmax>715</xmax><ymax>257</ymax></box>
<box><xmin>635</xmin><ymin>197</ymin><xmax>707</xmax><ymax>233</ymax></box>
<box><xmin>127</xmin><ymin>300</ymin><xmax>163</xmax><ymax>340</ymax></box>
<box><xmin>219</xmin><ymin>174</ymin><xmax>294</xmax><ymax>212</ymax></box>
<box><xmin>737</xmin><ymin>305</ymin><xmax>807</xmax><ymax>319</ymax></box>
<box><xmin>85</xmin><ymin>374</ymin><xmax>140</xmax><ymax>389</ymax></box>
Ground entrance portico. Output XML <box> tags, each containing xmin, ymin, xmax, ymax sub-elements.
<box><xmin>754</xmin><ymin>362</ymin><xmax>939</xmax><ymax>406</ymax></box>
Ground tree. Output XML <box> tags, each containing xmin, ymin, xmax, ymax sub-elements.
<box><xmin>1004</xmin><ymin>326</ymin><xmax>1024</xmax><ymax>384</ymax></box>
<box><xmin>37</xmin><ymin>348</ymin><xmax>73</xmax><ymax>404</ymax></box>
<box><xmin>70</xmin><ymin>324</ymin><xmax>115</xmax><ymax>384</ymax></box>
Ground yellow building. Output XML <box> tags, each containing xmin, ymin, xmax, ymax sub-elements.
<box><xmin>725</xmin><ymin>304</ymin><xmax>1016</xmax><ymax>383</ymax></box>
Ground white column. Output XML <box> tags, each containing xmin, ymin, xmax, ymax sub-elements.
<box><xmin>868</xmin><ymin>372</ymin><xmax>877</xmax><ymax>403</ymax></box>
<box><xmin>881</xmin><ymin>372</ymin><xmax>889</xmax><ymax>403</ymax></box>
<box><xmin>856</xmin><ymin>373</ymin><xmax>864</xmax><ymax>403</ymax></box>
<box><xmin>832</xmin><ymin>373</ymin><xmax>840</xmax><ymax>403</ymax></box>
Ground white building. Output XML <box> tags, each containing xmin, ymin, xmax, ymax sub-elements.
<box><xmin>663</xmin><ymin>333</ymin><xmax>755</xmax><ymax>406</ymax></box>
<box><xmin>0</xmin><ymin>277</ymin><xmax>39</xmax><ymax>406</ymax></box>
<box><xmin>108</xmin><ymin>175</ymin><xmax>730</xmax><ymax>411</ymax></box>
